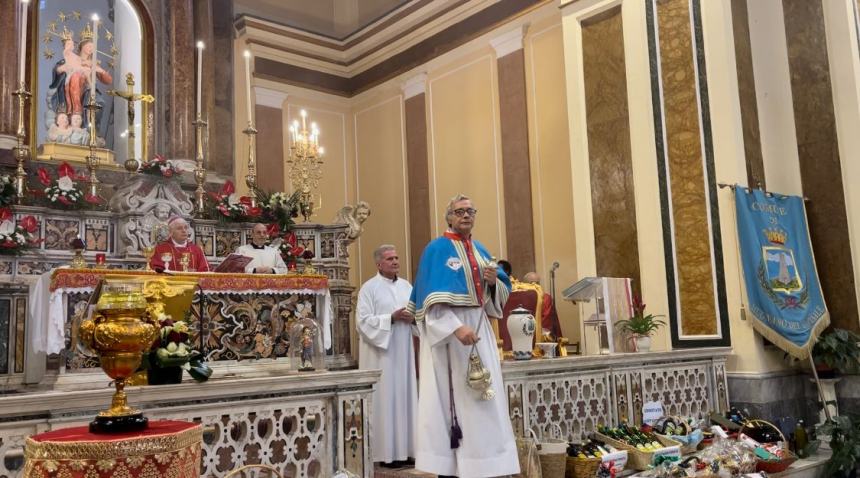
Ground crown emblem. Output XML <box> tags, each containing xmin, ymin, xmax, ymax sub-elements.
<box><xmin>58</xmin><ymin>26</ymin><xmax>74</xmax><ymax>42</ymax></box>
<box><xmin>80</xmin><ymin>23</ymin><xmax>94</xmax><ymax>42</ymax></box>
<box><xmin>765</xmin><ymin>228</ymin><xmax>787</xmax><ymax>245</ymax></box>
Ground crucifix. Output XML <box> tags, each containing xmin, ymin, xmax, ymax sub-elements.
<box><xmin>108</xmin><ymin>73</ymin><xmax>155</xmax><ymax>172</ymax></box>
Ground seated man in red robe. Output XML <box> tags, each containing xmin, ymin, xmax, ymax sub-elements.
<box><xmin>500</xmin><ymin>271</ymin><xmax>562</xmax><ymax>350</ymax></box>
<box><xmin>149</xmin><ymin>216</ymin><xmax>210</xmax><ymax>272</ymax></box>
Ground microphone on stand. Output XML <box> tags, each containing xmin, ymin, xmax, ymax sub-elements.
<box><xmin>549</xmin><ymin>261</ymin><xmax>559</xmax><ymax>300</ymax></box>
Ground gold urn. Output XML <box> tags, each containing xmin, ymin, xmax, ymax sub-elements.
<box><xmin>79</xmin><ymin>281</ymin><xmax>158</xmax><ymax>433</ymax></box>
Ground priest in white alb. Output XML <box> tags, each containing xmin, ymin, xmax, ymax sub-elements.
<box><xmin>408</xmin><ymin>194</ymin><xmax>518</xmax><ymax>478</ymax></box>
<box><xmin>356</xmin><ymin>244</ymin><xmax>416</xmax><ymax>466</ymax></box>
<box><xmin>236</xmin><ymin>223</ymin><xmax>288</xmax><ymax>274</ymax></box>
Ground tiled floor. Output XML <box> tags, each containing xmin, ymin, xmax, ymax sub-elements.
<box><xmin>373</xmin><ymin>465</ymin><xmax>434</xmax><ymax>478</ymax></box>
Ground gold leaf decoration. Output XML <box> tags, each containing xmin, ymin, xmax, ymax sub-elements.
<box><xmin>72</xmin><ymin>11</ymin><xmax>82</xmax><ymax>21</ymax></box>
<box><xmin>43</xmin><ymin>48</ymin><xmax>55</xmax><ymax>60</ymax></box>
<box><xmin>57</xmin><ymin>11</ymin><xmax>66</xmax><ymax>22</ymax></box>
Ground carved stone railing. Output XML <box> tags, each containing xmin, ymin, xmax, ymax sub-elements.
<box><xmin>0</xmin><ymin>369</ymin><xmax>379</xmax><ymax>477</ymax></box>
<box><xmin>502</xmin><ymin>347</ymin><xmax>731</xmax><ymax>441</ymax></box>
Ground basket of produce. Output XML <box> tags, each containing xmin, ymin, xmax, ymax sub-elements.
<box><xmin>739</xmin><ymin>419</ymin><xmax>797</xmax><ymax>473</ymax></box>
<box><xmin>594</xmin><ymin>425</ymin><xmax>681</xmax><ymax>471</ymax></box>
<box><xmin>564</xmin><ymin>439</ymin><xmax>627</xmax><ymax>478</ymax></box>
<box><xmin>650</xmin><ymin>416</ymin><xmax>704</xmax><ymax>455</ymax></box>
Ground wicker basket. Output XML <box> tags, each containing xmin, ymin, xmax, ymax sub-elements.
<box><xmin>593</xmin><ymin>432</ymin><xmax>681</xmax><ymax>470</ymax></box>
<box><xmin>565</xmin><ymin>456</ymin><xmax>601</xmax><ymax>478</ymax></box>
<box><xmin>740</xmin><ymin>419</ymin><xmax>798</xmax><ymax>474</ymax></box>
<box><xmin>538</xmin><ymin>425</ymin><xmax>567</xmax><ymax>478</ymax></box>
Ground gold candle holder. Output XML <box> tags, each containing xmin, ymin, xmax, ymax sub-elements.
<box><xmin>193</xmin><ymin>114</ymin><xmax>208</xmax><ymax>217</ymax></box>
<box><xmin>243</xmin><ymin>121</ymin><xmax>258</xmax><ymax>207</ymax></box>
<box><xmin>85</xmin><ymin>96</ymin><xmax>102</xmax><ymax>199</ymax></box>
<box><xmin>12</xmin><ymin>82</ymin><xmax>31</xmax><ymax>204</ymax></box>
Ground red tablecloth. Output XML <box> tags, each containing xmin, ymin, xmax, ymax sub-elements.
<box><xmin>24</xmin><ymin>420</ymin><xmax>201</xmax><ymax>478</ymax></box>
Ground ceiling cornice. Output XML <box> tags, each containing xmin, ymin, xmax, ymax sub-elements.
<box><xmin>237</xmin><ymin>0</ymin><xmax>551</xmax><ymax>96</ymax></box>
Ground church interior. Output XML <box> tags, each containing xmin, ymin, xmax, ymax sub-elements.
<box><xmin>1</xmin><ymin>0</ymin><xmax>859</xmax><ymax>476</ymax></box>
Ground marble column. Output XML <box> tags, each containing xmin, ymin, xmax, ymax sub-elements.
<box><xmin>210</xmin><ymin>0</ymin><xmax>234</xmax><ymax>176</ymax></box>
<box><xmin>402</xmin><ymin>74</ymin><xmax>431</xmax><ymax>281</ymax></box>
<box><xmin>0</xmin><ymin>0</ymin><xmax>24</xmax><ymax>151</ymax></box>
<box><xmin>193</xmin><ymin>0</ymin><xmax>216</xmax><ymax>170</ymax></box>
<box><xmin>783</xmin><ymin>0</ymin><xmax>859</xmax><ymax>332</ymax></box>
<box><xmin>491</xmin><ymin>26</ymin><xmax>536</xmax><ymax>276</ymax></box>
<box><xmin>168</xmin><ymin>0</ymin><xmax>194</xmax><ymax>160</ymax></box>
<box><xmin>254</xmin><ymin>88</ymin><xmax>287</xmax><ymax>193</ymax></box>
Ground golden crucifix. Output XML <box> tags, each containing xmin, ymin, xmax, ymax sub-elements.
<box><xmin>108</xmin><ymin>73</ymin><xmax>154</xmax><ymax>172</ymax></box>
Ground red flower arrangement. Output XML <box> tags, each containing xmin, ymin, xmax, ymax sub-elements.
<box><xmin>36</xmin><ymin>162</ymin><xmax>101</xmax><ymax>207</ymax></box>
<box><xmin>140</xmin><ymin>154</ymin><xmax>182</xmax><ymax>178</ymax></box>
<box><xmin>208</xmin><ymin>180</ymin><xmax>262</xmax><ymax>220</ymax></box>
<box><xmin>0</xmin><ymin>207</ymin><xmax>40</xmax><ymax>254</ymax></box>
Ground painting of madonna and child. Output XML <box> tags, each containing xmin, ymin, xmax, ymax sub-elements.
<box><xmin>35</xmin><ymin>0</ymin><xmax>146</xmax><ymax>166</ymax></box>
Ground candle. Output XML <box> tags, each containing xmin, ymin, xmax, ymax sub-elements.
<box><xmin>90</xmin><ymin>14</ymin><xmax>99</xmax><ymax>100</ymax></box>
<box><xmin>243</xmin><ymin>50</ymin><xmax>252</xmax><ymax>124</ymax></box>
<box><xmin>196</xmin><ymin>41</ymin><xmax>204</xmax><ymax>117</ymax></box>
<box><xmin>18</xmin><ymin>0</ymin><xmax>29</xmax><ymax>84</ymax></box>
<box><xmin>301</xmin><ymin>109</ymin><xmax>307</xmax><ymax>131</ymax></box>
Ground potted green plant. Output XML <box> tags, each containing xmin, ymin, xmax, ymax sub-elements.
<box><xmin>812</xmin><ymin>328</ymin><xmax>860</xmax><ymax>379</ymax></box>
<box><xmin>819</xmin><ymin>414</ymin><xmax>860</xmax><ymax>477</ymax></box>
<box><xmin>615</xmin><ymin>295</ymin><xmax>665</xmax><ymax>352</ymax></box>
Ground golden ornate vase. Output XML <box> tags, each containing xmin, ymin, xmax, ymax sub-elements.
<box><xmin>78</xmin><ymin>282</ymin><xmax>158</xmax><ymax>433</ymax></box>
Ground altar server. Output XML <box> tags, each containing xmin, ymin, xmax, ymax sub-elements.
<box><xmin>150</xmin><ymin>216</ymin><xmax>210</xmax><ymax>272</ymax></box>
<box><xmin>408</xmin><ymin>194</ymin><xmax>519</xmax><ymax>478</ymax></box>
<box><xmin>357</xmin><ymin>244</ymin><xmax>416</xmax><ymax>466</ymax></box>
<box><xmin>236</xmin><ymin>223</ymin><xmax>288</xmax><ymax>274</ymax></box>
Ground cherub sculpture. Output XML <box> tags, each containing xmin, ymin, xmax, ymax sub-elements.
<box><xmin>333</xmin><ymin>200</ymin><xmax>371</xmax><ymax>246</ymax></box>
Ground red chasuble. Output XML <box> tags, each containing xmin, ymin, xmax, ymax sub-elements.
<box><xmin>500</xmin><ymin>284</ymin><xmax>562</xmax><ymax>350</ymax></box>
<box><xmin>150</xmin><ymin>240</ymin><xmax>210</xmax><ymax>272</ymax></box>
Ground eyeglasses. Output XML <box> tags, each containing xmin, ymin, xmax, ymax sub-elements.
<box><xmin>452</xmin><ymin>208</ymin><xmax>478</xmax><ymax>217</ymax></box>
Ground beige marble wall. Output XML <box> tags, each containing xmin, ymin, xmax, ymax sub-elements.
<box><xmin>582</xmin><ymin>6</ymin><xmax>641</xmax><ymax>292</ymax></box>
<box><xmin>656</xmin><ymin>0</ymin><xmax>718</xmax><ymax>336</ymax></box>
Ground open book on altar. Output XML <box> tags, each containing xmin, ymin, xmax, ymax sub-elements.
<box><xmin>214</xmin><ymin>254</ymin><xmax>253</xmax><ymax>273</ymax></box>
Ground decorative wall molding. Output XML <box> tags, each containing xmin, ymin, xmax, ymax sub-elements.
<box><xmin>490</xmin><ymin>24</ymin><xmax>529</xmax><ymax>58</ymax></box>
<box><xmin>401</xmin><ymin>73</ymin><xmax>428</xmax><ymax>99</ymax></box>
<box><xmin>255</xmin><ymin>86</ymin><xmax>289</xmax><ymax>109</ymax></box>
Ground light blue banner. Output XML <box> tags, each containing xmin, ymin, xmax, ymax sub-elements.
<box><xmin>735</xmin><ymin>188</ymin><xmax>828</xmax><ymax>359</ymax></box>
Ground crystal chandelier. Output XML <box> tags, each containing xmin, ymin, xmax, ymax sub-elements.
<box><xmin>287</xmin><ymin>110</ymin><xmax>325</xmax><ymax>221</ymax></box>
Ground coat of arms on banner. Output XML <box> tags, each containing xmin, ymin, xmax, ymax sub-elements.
<box><xmin>757</xmin><ymin>228</ymin><xmax>808</xmax><ymax>309</ymax></box>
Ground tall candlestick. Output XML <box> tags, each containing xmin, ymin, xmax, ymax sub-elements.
<box><xmin>243</xmin><ymin>50</ymin><xmax>252</xmax><ymax>124</ymax></box>
<box><xmin>196</xmin><ymin>41</ymin><xmax>204</xmax><ymax>117</ymax></box>
<box><xmin>18</xmin><ymin>0</ymin><xmax>29</xmax><ymax>84</ymax></box>
<box><xmin>90</xmin><ymin>14</ymin><xmax>99</xmax><ymax>100</ymax></box>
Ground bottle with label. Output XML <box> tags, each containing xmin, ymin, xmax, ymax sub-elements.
<box><xmin>794</xmin><ymin>420</ymin><xmax>808</xmax><ymax>458</ymax></box>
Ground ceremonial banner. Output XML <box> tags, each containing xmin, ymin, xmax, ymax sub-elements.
<box><xmin>735</xmin><ymin>189</ymin><xmax>828</xmax><ymax>358</ymax></box>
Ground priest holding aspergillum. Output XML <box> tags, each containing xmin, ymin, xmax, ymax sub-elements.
<box><xmin>149</xmin><ymin>216</ymin><xmax>210</xmax><ymax>272</ymax></box>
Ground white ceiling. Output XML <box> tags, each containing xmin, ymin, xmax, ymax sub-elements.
<box><xmin>233</xmin><ymin>0</ymin><xmax>411</xmax><ymax>40</ymax></box>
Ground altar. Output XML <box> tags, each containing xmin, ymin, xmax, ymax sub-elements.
<box><xmin>28</xmin><ymin>268</ymin><xmax>333</xmax><ymax>386</ymax></box>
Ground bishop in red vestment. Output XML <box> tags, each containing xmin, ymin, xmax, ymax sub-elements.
<box><xmin>149</xmin><ymin>216</ymin><xmax>210</xmax><ymax>272</ymax></box>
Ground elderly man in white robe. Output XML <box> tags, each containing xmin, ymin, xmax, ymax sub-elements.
<box><xmin>357</xmin><ymin>244</ymin><xmax>416</xmax><ymax>467</ymax></box>
<box><xmin>236</xmin><ymin>223</ymin><xmax>288</xmax><ymax>274</ymax></box>
<box><xmin>408</xmin><ymin>194</ymin><xmax>518</xmax><ymax>478</ymax></box>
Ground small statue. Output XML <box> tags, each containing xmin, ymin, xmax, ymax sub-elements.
<box><xmin>299</xmin><ymin>326</ymin><xmax>315</xmax><ymax>371</ymax></box>
<box><xmin>333</xmin><ymin>201</ymin><xmax>371</xmax><ymax>245</ymax></box>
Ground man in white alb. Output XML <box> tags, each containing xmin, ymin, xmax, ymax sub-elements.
<box><xmin>408</xmin><ymin>194</ymin><xmax>518</xmax><ymax>478</ymax></box>
<box><xmin>357</xmin><ymin>244</ymin><xmax>416</xmax><ymax>467</ymax></box>
<box><xmin>236</xmin><ymin>223</ymin><xmax>288</xmax><ymax>274</ymax></box>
